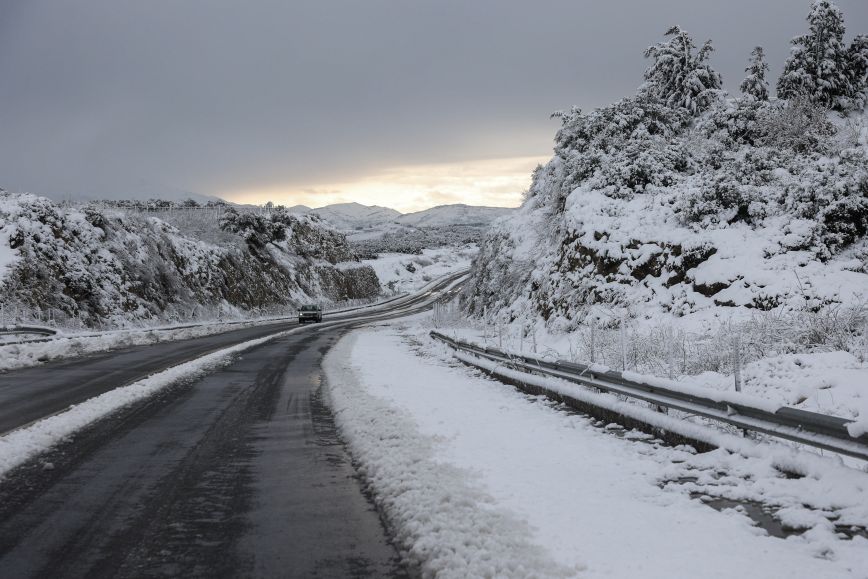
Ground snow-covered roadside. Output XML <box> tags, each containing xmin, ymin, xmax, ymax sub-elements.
<box><xmin>362</xmin><ymin>245</ymin><xmax>476</xmax><ymax>295</ymax></box>
<box><xmin>324</xmin><ymin>332</ymin><xmax>577</xmax><ymax>578</ymax></box>
<box><xmin>0</xmin><ymin>325</ymin><xmax>304</xmax><ymax>478</ymax></box>
<box><xmin>324</xmin><ymin>325</ymin><xmax>868</xmax><ymax>578</ymax></box>
<box><xmin>440</xmin><ymin>324</ymin><xmax>868</xmax><ymax>432</ymax></box>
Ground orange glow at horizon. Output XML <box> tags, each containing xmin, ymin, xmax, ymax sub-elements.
<box><xmin>219</xmin><ymin>156</ymin><xmax>548</xmax><ymax>212</ymax></box>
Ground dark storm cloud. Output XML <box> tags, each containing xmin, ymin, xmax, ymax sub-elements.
<box><xmin>1</xmin><ymin>0</ymin><xmax>866</xmax><ymax>199</ymax></box>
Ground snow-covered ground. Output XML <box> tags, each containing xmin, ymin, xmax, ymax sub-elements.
<box><xmin>324</xmin><ymin>323</ymin><xmax>868</xmax><ymax>578</ymax></box>
<box><xmin>362</xmin><ymin>245</ymin><xmax>475</xmax><ymax>294</ymax></box>
<box><xmin>435</xmin><ymin>321</ymin><xmax>868</xmax><ymax>434</ymax></box>
<box><xmin>693</xmin><ymin>351</ymin><xmax>868</xmax><ymax>424</ymax></box>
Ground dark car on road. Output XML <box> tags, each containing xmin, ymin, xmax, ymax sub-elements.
<box><xmin>298</xmin><ymin>304</ymin><xmax>323</xmax><ymax>324</ymax></box>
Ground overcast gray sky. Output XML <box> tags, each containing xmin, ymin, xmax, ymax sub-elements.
<box><xmin>2</xmin><ymin>0</ymin><xmax>866</xmax><ymax>211</ymax></box>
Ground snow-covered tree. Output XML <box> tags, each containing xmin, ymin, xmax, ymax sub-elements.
<box><xmin>777</xmin><ymin>0</ymin><xmax>852</xmax><ymax>110</ymax></box>
<box><xmin>740</xmin><ymin>46</ymin><xmax>769</xmax><ymax>101</ymax></box>
<box><xmin>848</xmin><ymin>35</ymin><xmax>868</xmax><ymax>110</ymax></box>
<box><xmin>642</xmin><ymin>26</ymin><xmax>723</xmax><ymax>115</ymax></box>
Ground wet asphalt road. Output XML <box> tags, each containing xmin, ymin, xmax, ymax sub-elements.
<box><xmin>0</xmin><ymin>321</ymin><xmax>299</xmax><ymax>435</ymax></box>
<box><xmin>0</xmin><ymin>275</ymin><xmax>459</xmax><ymax>436</ymax></box>
<box><xmin>0</xmin><ymin>329</ymin><xmax>405</xmax><ymax>578</ymax></box>
<box><xmin>0</xmin><ymin>273</ymin><xmax>465</xmax><ymax>578</ymax></box>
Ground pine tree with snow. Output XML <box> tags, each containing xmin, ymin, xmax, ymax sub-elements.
<box><xmin>642</xmin><ymin>26</ymin><xmax>723</xmax><ymax>115</ymax></box>
<box><xmin>777</xmin><ymin>0</ymin><xmax>852</xmax><ymax>110</ymax></box>
<box><xmin>740</xmin><ymin>46</ymin><xmax>770</xmax><ymax>101</ymax></box>
<box><xmin>848</xmin><ymin>35</ymin><xmax>868</xmax><ymax>110</ymax></box>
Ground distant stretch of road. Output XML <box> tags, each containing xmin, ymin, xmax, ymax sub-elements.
<box><xmin>0</xmin><ymin>272</ymin><xmax>465</xmax><ymax>578</ymax></box>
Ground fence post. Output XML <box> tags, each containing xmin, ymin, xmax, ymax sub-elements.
<box><xmin>589</xmin><ymin>319</ymin><xmax>596</xmax><ymax>364</ymax></box>
<box><xmin>620</xmin><ymin>316</ymin><xmax>627</xmax><ymax>371</ymax></box>
<box><xmin>733</xmin><ymin>333</ymin><xmax>742</xmax><ymax>392</ymax></box>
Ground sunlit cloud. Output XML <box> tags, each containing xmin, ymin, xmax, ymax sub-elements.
<box><xmin>220</xmin><ymin>155</ymin><xmax>548</xmax><ymax>212</ymax></box>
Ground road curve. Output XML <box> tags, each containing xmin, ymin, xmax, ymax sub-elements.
<box><xmin>0</xmin><ymin>271</ymin><xmax>465</xmax><ymax>436</ymax></box>
<box><xmin>0</xmin><ymin>273</ymin><xmax>465</xmax><ymax>578</ymax></box>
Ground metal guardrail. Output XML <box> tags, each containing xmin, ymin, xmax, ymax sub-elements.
<box><xmin>430</xmin><ymin>331</ymin><xmax>868</xmax><ymax>461</ymax></box>
<box><xmin>0</xmin><ymin>325</ymin><xmax>58</xmax><ymax>338</ymax></box>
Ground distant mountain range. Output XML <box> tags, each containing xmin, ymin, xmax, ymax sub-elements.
<box><xmin>301</xmin><ymin>203</ymin><xmax>402</xmax><ymax>230</ymax></box>
<box><xmin>30</xmin><ymin>187</ymin><xmax>514</xmax><ymax>232</ymax></box>
<box><xmin>290</xmin><ymin>202</ymin><xmax>513</xmax><ymax>231</ymax></box>
<box><xmin>395</xmin><ymin>204</ymin><xmax>513</xmax><ymax>228</ymax></box>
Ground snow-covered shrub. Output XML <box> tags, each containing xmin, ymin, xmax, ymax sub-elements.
<box><xmin>849</xmin><ymin>34</ymin><xmax>868</xmax><ymax>110</ymax></box>
<box><xmin>756</xmin><ymin>96</ymin><xmax>836</xmax><ymax>153</ymax></box>
<box><xmin>641</xmin><ymin>26</ymin><xmax>723</xmax><ymax>115</ymax></box>
<box><xmin>219</xmin><ymin>208</ymin><xmax>281</xmax><ymax>249</ymax></box>
<box><xmin>552</xmin><ymin>94</ymin><xmax>692</xmax><ymax>198</ymax></box>
<box><xmin>740</xmin><ymin>46</ymin><xmax>770</xmax><ymax>102</ymax></box>
<box><xmin>777</xmin><ymin>0</ymin><xmax>857</xmax><ymax>111</ymax></box>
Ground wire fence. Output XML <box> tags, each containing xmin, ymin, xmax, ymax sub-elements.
<box><xmin>431</xmin><ymin>300</ymin><xmax>868</xmax><ymax>391</ymax></box>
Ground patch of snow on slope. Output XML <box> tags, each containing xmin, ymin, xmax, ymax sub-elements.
<box><xmin>363</xmin><ymin>246</ymin><xmax>475</xmax><ymax>294</ymax></box>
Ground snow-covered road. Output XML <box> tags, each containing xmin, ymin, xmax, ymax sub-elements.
<box><xmin>324</xmin><ymin>325</ymin><xmax>868</xmax><ymax>578</ymax></box>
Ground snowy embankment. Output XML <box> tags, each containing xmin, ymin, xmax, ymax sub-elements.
<box><xmin>324</xmin><ymin>325</ymin><xmax>868</xmax><ymax>578</ymax></box>
<box><xmin>0</xmin><ymin>326</ymin><xmax>304</xmax><ymax>478</ymax></box>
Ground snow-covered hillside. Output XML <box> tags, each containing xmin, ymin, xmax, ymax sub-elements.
<box><xmin>463</xmin><ymin>4</ymin><xmax>868</xmax><ymax>377</ymax></box>
<box><xmin>395</xmin><ymin>204</ymin><xmax>512</xmax><ymax>228</ymax></box>
<box><xmin>0</xmin><ymin>192</ymin><xmax>380</xmax><ymax>328</ymax></box>
<box><xmin>292</xmin><ymin>201</ymin><xmax>513</xmax><ymax>232</ymax></box>
<box><xmin>362</xmin><ymin>246</ymin><xmax>475</xmax><ymax>294</ymax></box>
<box><xmin>292</xmin><ymin>201</ymin><xmax>514</xmax><ymax>261</ymax></box>
<box><xmin>308</xmin><ymin>202</ymin><xmax>401</xmax><ymax>231</ymax></box>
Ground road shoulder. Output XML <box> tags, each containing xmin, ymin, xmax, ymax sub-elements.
<box><xmin>324</xmin><ymin>324</ymin><xmax>868</xmax><ymax>579</ymax></box>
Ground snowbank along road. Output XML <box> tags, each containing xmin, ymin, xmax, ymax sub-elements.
<box><xmin>0</xmin><ymin>272</ymin><xmax>465</xmax><ymax>579</ymax></box>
